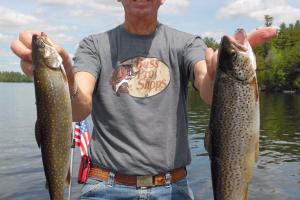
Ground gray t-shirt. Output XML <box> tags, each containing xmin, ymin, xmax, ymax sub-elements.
<box><xmin>73</xmin><ymin>23</ymin><xmax>206</xmax><ymax>175</ymax></box>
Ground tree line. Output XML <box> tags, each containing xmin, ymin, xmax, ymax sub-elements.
<box><xmin>203</xmin><ymin>16</ymin><xmax>300</xmax><ymax>92</ymax></box>
<box><xmin>0</xmin><ymin>71</ymin><xmax>32</xmax><ymax>82</ymax></box>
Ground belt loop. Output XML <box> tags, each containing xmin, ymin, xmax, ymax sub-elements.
<box><xmin>165</xmin><ymin>172</ymin><xmax>171</xmax><ymax>187</ymax></box>
<box><xmin>107</xmin><ymin>172</ymin><xmax>115</xmax><ymax>187</ymax></box>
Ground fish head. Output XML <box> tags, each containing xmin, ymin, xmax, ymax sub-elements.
<box><xmin>32</xmin><ymin>32</ymin><xmax>62</xmax><ymax>70</ymax></box>
<box><xmin>218</xmin><ymin>29</ymin><xmax>256</xmax><ymax>82</ymax></box>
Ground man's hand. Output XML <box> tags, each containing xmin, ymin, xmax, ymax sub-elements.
<box><xmin>194</xmin><ymin>27</ymin><xmax>277</xmax><ymax>105</ymax></box>
<box><xmin>10</xmin><ymin>31</ymin><xmax>73</xmax><ymax>78</ymax></box>
<box><xmin>10</xmin><ymin>31</ymin><xmax>96</xmax><ymax>122</ymax></box>
<box><xmin>205</xmin><ymin>27</ymin><xmax>278</xmax><ymax>81</ymax></box>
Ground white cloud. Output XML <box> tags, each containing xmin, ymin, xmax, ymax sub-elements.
<box><xmin>34</xmin><ymin>0</ymin><xmax>191</xmax><ymax>33</ymax></box>
<box><xmin>41</xmin><ymin>25</ymin><xmax>77</xmax><ymax>44</ymax></box>
<box><xmin>38</xmin><ymin>0</ymin><xmax>123</xmax><ymax>17</ymax></box>
<box><xmin>0</xmin><ymin>49</ymin><xmax>18</xmax><ymax>72</ymax></box>
<box><xmin>44</xmin><ymin>25</ymin><xmax>77</xmax><ymax>33</ymax></box>
<box><xmin>0</xmin><ymin>62</ymin><xmax>22</xmax><ymax>72</ymax></box>
<box><xmin>0</xmin><ymin>33</ymin><xmax>10</xmax><ymax>42</ymax></box>
<box><xmin>161</xmin><ymin>0</ymin><xmax>190</xmax><ymax>14</ymax></box>
<box><xmin>0</xmin><ymin>6</ymin><xmax>40</xmax><ymax>30</ymax></box>
<box><xmin>37</xmin><ymin>0</ymin><xmax>190</xmax><ymax>16</ymax></box>
<box><xmin>37</xmin><ymin>0</ymin><xmax>86</xmax><ymax>6</ymax></box>
<box><xmin>201</xmin><ymin>31</ymin><xmax>226</xmax><ymax>42</ymax></box>
<box><xmin>218</xmin><ymin>0</ymin><xmax>300</xmax><ymax>25</ymax></box>
<box><xmin>0</xmin><ymin>5</ymin><xmax>77</xmax><ymax>44</ymax></box>
<box><xmin>0</xmin><ymin>49</ymin><xmax>13</xmax><ymax>57</ymax></box>
<box><xmin>53</xmin><ymin>33</ymin><xmax>75</xmax><ymax>43</ymax></box>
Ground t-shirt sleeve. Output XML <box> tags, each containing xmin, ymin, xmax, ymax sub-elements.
<box><xmin>73</xmin><ymin>35</ymin><xmax>101</xmax><ymax>79</ymax></box>
<box><xmin>183</xmin><ymin>36</ymin><xmax>207</xmax><ymax>83</ymax></box>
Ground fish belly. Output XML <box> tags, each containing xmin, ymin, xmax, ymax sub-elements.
<box><xmin>209</xmin><ymin>72</ymin><xmax>260</xmax><ymax>200</ymax></box>
<box><xmin>34</xmin><ymin>67</ymin><xmax>72</xmax><ymax>200</ymax></box>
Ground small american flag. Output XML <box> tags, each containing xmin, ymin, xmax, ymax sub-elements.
<box><xmin>74</xmin><ymin>120</ymin><xmax>91</xmax><ymax>156</ymax></box>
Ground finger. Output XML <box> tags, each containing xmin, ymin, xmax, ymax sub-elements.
<box><xmin>57</xmin><ymin>47</ymin><xmax>73</xmax><ymax>75</ymax></box>
<box><xmin>10</xmin><ymin>39</ymin><xmax>32</xmax><ymax>62</ymax></box>
<box><xmin>19</xmin><ymin>30</ymin><xmax>41</xmax><ymax>49</ymax></box>
<box><xmin>21</xmin><ymin>60</ymin><xmax>33</xmax><ymax>78</ymax></box>
<box><xmin>40</xmin><ymin>33</ymin><xmax>73</xmax><ymax>74</ymax></box>
<box><xmin>248</xmin><ymin>27</ymin><xmax>277</xmax><ymax>48</ymax></box>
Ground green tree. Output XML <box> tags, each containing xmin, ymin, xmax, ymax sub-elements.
<box><xmin>255</xmin><ymin>16</ymin><xmax>300</xmax><ymax>92</ymax></box>
<box><xmin>203</xmin><ymin>37</ymin><xmax>219</xmax><ymax>50</ymax></box>
<box><xmin>0</xmin><ymin>71</ymin><xmax>32</xmax><ymax>82</ymax></box>
<box><xmin>264</xmin><ymin>15</ymin><xmax>274</xmax><ymax>27</ymax></box>
<box><xmin>284</xmin><ymin>43</ymin><xmax>300</xmax><ymax>89</ymax></box>
<box><xmin>264</xmin><ymin>46</ymin><xmax>287</xmax><ymax>90</ymax></box>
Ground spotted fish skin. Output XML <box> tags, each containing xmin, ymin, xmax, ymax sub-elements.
<box><xmin>206</xmin><ymin>30</ymin><xmax>260</xmax><ymax>200</ymax></box>
<box><xmin>32</xmin><ymin>33</ymin><xmax>72</xmax><ymax>200</ymax></box>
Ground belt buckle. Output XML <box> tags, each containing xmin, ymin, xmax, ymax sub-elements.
<box><xmin>137</xmin><ymin>175</ymin><xmax>153</xmax><ymax>187</ymax></box>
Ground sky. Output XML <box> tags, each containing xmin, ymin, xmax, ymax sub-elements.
<box><xmin>0</xmin><ymin>0</ymin><xmax>300</xmax><ymax>72</ymax></box>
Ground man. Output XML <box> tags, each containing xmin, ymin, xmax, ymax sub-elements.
<box><xmin>11</xmin><ymin>0</ymin><xmax>276</xmax><ymax>199</ymax></box>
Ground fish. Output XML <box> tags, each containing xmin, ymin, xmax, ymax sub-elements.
<box><xmin>32</xmin><ymin>32</ymin><xmax>72</xmax><ymax>200</ymax></box>
<box><xmin>205</xmin><ymin>29</ymin><xmax>260</xmax><ymax>200</ymax></box>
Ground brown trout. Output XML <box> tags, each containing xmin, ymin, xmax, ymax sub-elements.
<box><xmin>32</xmin><ymin>33</ymin><xmax>72</xmax><ymax>200</ymax></box>
<box><xmin>205</xmin><ymin>29</ymin><xmax>260</xmax><ymax>200</ymax></box>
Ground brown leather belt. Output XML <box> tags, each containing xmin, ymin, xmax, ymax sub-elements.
<box><xmin>88</xmin><ymin>166</ymin><xmax>187</xmax><ymax>187</ymax></box>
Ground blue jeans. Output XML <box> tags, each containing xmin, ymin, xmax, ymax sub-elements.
<box><xmin>80</xmin><ymin>176</ymin><xmax>194</xmax><ymax>200</ymax></box>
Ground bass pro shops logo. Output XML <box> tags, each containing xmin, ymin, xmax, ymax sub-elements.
<box><xmin>110</xmin><ymin>57</ymin><xmax>170</xmax><ymax>98</ymax></box>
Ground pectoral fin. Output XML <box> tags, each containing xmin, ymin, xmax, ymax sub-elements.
<box><xmin>204</xmin><ymin>128</ymin><xmax>212</xmax><ymax>159</ymax></box>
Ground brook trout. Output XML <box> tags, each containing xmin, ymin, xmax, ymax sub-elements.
<box><xmin>205</xmin><ymin>29</ymin><xmax>260</xmax><ymax>200</ymax></box>
<box><xmin>32</xmin><ymin>33</ymin><xmax>72</xmax><ymax>200</ymax></box>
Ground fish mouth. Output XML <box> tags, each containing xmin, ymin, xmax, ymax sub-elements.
<box><xmin>32</xmin><ymin>34</ymin><xmax>45</xmax><ymax>49</ymax></box>
<box><xmin>32</xmin><ymin>32</ymin><xmax>63</xmax><ymax>70</ymax></box>
<box><xmin>222</xmin><ymin>35</ymin><xmax>247</xmax><ymax>54</ymax></box>
<box><xmin>32</xmin><ymin>32</ymin><xmax>54</xmax><ymax>49</ymax></box>
<box><xmin>219</xmin><ymin>32</ymin><xmax>256</xmax><ymax>83</ymax></box>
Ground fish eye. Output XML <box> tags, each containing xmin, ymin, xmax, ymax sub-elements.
<box><xmin>230</xmin><ymin>50</ymin><xmax>237</xmax><ymax>57</ymax></box>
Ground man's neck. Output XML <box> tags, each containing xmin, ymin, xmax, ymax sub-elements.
<box><xmin>123</xmin><ymin>15</ymin><xmax>158</xmax><ymax>35</ymax></box>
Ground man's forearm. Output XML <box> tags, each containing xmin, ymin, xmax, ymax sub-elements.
<box><xmin>67</xmin><ymin>70</ymin><xmax>93</xmax><ymax>122</ymax></box>
<box><xmin>199</xmin><ymin>73</ymin><xmax>214</xmax><ymax>105</ymax></box>
<box><xmin>194</xmin><ymin>60</ymin><xmax>215</xmax><ymax>106</ymax></box>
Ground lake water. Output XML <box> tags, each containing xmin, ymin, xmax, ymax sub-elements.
<box><xmin>0</xmin><ymin>82</ymin><xmax>299</xmax><ymax>200</ymax></box>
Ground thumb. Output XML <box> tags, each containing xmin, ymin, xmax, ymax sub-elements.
<box><xmin>248</xmin><ymin>27</ymin><xmax>277</xmax><ymax>48</ymax></box>
<box><xmin>57</xmin><ymin>47</ymin><xmax>73</xmax><ymax>75</ymax></box>
<box><xmin>42</xmin><ymin>32</ymin><xmax>73</xmax><ymax>75</ymax></box>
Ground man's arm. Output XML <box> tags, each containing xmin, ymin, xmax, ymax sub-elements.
<box><xmin>59</xmin><ymin>47</ymin><xmax>96</xmax><ymax>122</ymax></box>
<box><xmin>193</xmin><ymin>60</ymin><xmax>214</xmax><ymax>105</ymax></box>
<box><xmin>68</xmin><ymin>71</ymin><xmax>96</xmax><ymax>122</ymax></box>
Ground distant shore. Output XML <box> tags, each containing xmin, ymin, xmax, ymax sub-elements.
<box><xmin>0</xmin><ymin>71</ymin><xmax>32</xmax><ymax>83</ymax></box>
<box><xmin>1</xmin><ymin>72</ymin><xmax>298</xmax><ymax>94</ymax></box>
